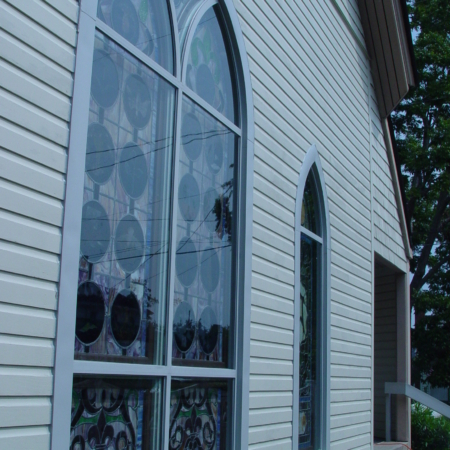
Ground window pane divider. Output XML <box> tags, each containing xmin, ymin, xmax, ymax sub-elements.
<box><xmin>181</xmin><ymin>85</ymin><xmax>241</xmax><ymax>136</ymax></box>
<box><xmin>171</xmin><ymin>366</ymin><xmax>236</xmax><ymax>379</ymax></box>
<box><xmin>95</xmin><ymin>19</ymin><xmax>180</xmax><ymax>88</ymax></box>
<box><xmin>300</xmin><ymin>226</ymin><xmax>323</xmax><ymax>244</ymax></box>
<box><xmin>73</xmin><ymin>360</ymin><xmax>170</xmax><ymax>376</ymax></box>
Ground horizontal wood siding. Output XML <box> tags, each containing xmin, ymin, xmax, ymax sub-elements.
<box><xmin>370</xmin><ymin>84</ymin><xmax>407</xmax><ymax>269</ymax></box>
<box><xmin>0</xmin><ymin>0</ymin><xmax>78</xmax><ymax>447</ymax></box>
<box><xmin>232</xmin><ymin>0</ymin><xmax>392</xmax><ymax>447</ymax></box>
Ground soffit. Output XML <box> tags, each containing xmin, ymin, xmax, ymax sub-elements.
<box><xmin>358</xmin><ymin>0</ymin><xmax>416</xmax><ymax>118</ymax></box>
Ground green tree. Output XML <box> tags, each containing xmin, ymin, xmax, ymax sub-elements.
<box><xmin>391</xmin><ymin>0</ymin><xmax>450</xmax><ymax>387</ymax></box>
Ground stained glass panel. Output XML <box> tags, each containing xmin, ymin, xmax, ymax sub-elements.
<box><xmin>185</xmin><ymin>7</ymin><xmax>236</xmax><ymax>123</ymax></box>
<box><xmin>169</xmin><ymin>379</ymin><xmax>229</xmax><ymax>450</ymax></box>
<box><xmin>74</xmin><ymin>31</ymin><xmax>175</xmax><ymax>364</ymax></box>
<box><xmin>172</xmin><ymin>97</ymin><xmax>235</xmax><ymax>366</ymax></box>
<box><xmin>97</xmin><ymin>0</ymin><xmax>174</xmax><ymax>73</ymax></box>
<box><xmin>71</xmin><ymin>377</ymin><xmax>163</xmax><ymax>449</ymax></box>
<box><xmin>299</xmin><ymin>235</ymin><xmax>319</xmax><ymax>449</ymax></box>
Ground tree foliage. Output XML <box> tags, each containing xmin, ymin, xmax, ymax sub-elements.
<box><xmin>391</xmin><ymin>0</ymin><xmax>450</xmax><ymax>387</ymax></box>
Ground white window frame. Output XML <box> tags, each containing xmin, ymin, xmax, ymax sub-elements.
<box><xmin>293</xmin><ymin>144</ymin><xmax>331</xmax><ymax>450</ymax></box>
<box><xmin>51</xmin><ymin>0</ymin><xmax>254</xmax><ymax>448</ymax></box>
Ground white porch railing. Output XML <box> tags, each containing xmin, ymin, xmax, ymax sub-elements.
<box><xmin>385</xmin><ymin>382</ymin><xmax>450</xmax><ymax>441</ymax></box>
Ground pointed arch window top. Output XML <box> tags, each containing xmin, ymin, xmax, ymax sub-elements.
<box><xmin>185</xmin><ymin>6</ymin><xmax>236</xmax><ymax>123</ymax></box>
<box><xmin>97</xmin><ymin>0</ymin><xmax>174</xmax><ymax>73</ymax></box>
<box><xmin>301</xmin><ymin>172</ymin><xmax>320</xmax><ymax>237</ymax></box>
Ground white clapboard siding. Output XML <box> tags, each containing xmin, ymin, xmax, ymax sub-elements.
<box><xmin>0</xmin><ymin>0</ymin><xmax>77</xmax><ymax>448</ymax></box>
<box><xmin>233</xmin><ymin>0</ymin><xmax>378</xmax><ymax>446</ymax></box>
<box><xmin>370</xmin><ymin>84</ymin><xmax>407</xmax><ymax>269</ymax></box>
<box><xmin>234</xmin><ymin>0</ymin><xmax>406</xmax><ymax>447</ymax></box>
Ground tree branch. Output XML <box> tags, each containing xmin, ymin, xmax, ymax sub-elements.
<box><xmin>411</xmin><ymin>192</ymin><xmax>450</xmax><ymax>293</ymax></box>
<box><xmin>420</xmin><ymin>253</ymin><xmax>450</xmax><ymax>287</ymax></box>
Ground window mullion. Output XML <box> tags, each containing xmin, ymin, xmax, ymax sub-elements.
<box><xmin>73</xmin><ymin>360</ymin><xmax>170</xmax><ymax>377</ymax></box>
<box><xmin>182</xmin><ymin>85</ymin><xmax>242</xmax><ymax>136</ymax></box>
<box><xmin>300</xmin><ymin>226</ymin><xmax>323</xmax><ymax>244</ymax></box>
<box><xmin>95</xmin><ymin>19</ymin><xmax>181</xmax><ymax>89</ymax></box>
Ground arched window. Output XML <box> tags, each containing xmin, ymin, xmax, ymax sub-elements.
<box><xmin>294</xmin><ymin>146</ymin><xmax>330</xmax><ymax>450</ymax></box>
<box><xmin>52</xmin><ymin>0</ymin><xmax>253</xmax><ymax>448</ymax></box>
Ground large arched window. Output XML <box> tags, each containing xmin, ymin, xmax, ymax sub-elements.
<box><xmin>52</xmin><ymin>0</ymin><xmax>253</xmax><ymax>448</ymax></box>
<box><xmin>294</xmin><ymin>146</ymin><xmax>330</xmax><ymax>450</ymax></box>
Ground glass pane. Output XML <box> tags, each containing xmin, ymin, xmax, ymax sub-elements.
<box><xmin>71</xmin><ymin>377</ymin><xmax>163</xmax><ymax>449</ymax></box>
<box><xmin>175</xmin><ymin>0</ymin><xmax>204</xmax><ymax>51</ymax></box>
<box><xmin>97</xmin><ymin>0</ymin><xmax>174</xmax><ymax>74</ymax></box>
<box><xmin>185</xmin><ymin>7</ymin><xmax>236</xmax><ymax>123</ymax></box>
<box><xmin>299</xmin><ymin>235</ymin><xmax>320</xmax><ymax>449</ymax></box>
<box><xmin>172</xmin><ymin>97</ymin><xmax>236</xmax><ymax>367</ymax></box>
<box><xmin>74</xmin><ymin>31</ymin><xmax>175</xmax><ymax>365</ymax></box>
<box><xmin>170</xmin><ymin>378</ymin><xmax>230</xmax><ymax>449</ymax></box>
<box><xmin>301</xmin><ymin>173</ymin><xmax>319</xmax><ymax>235</ymax></box>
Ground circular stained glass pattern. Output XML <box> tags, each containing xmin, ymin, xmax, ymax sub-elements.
<box><xmin>91</xmin><ymin>49</ymin><xmax>119</xmax><ymax>109</ymax></box>
<box><xmin>141</xmin><ymin>25</ymin><xmax>155</xmax><ymax>57</ymax></box>
<box><xmin>175</xmin><ymin>237</ymin><xmax>198</xmax><ymax>287</ymax></box>
<box><xmin>205</xmin><ymin>136</ymin><xmax>223</xmax><ymax>174</ymax></box>
<box><xmin>111</xmin><ymin>289</ymin><xmax>141</xmax><ymax>349</ymax></box>
<box><xmin>196</xmin><ymin>64</ymin><xmax>216</xmax><ymax>105</ymax></box>
<box><xmin>181</xmin><ymin>113</ymin><xmax>202</xmax><ymax>161</ymax></box>
<box><xmin>114</xmin><ymin>214</ymin><xmax>145</xmax><ymax>274</ymax></box>
<box><xmin>80</xmin><ymin>200</ymin><xmax>111</xmax><ymax>263</ymax></box>
<box><xmin>198</xmin><ymin>306</ymin><xmax>218</xmax><ymax>355</ymax></box>
<box><xmin>118</xmin><ymin>142</ymin><xmax>148</xmax><ymax>199</ymax></box>
<box><xmin>111</xmin><ymin>0</ymin><xmax>139</xmax><ymax>45</ymax></box>
<box><xmin>123</xmin><ymin>74</ymin><xmax>152</xmax><ymax>129</ymax></box>
<box><xmin>200</xmin><ymin>248</ymin><xmax>220</xmax><ymax>293</ymax></box>
<box><xmin>178</xmin><ymin>173</ymin><xmax>200</xmax><ymax>222</ymax></box>
<box><xmin>203</xmin><ymin>187</ymin><xmax>220</xmax><ymax>233</ymax></box>
<box><xmin>86</xmin><ymin>123</ymin><xmax>115</xmax><ymax>185</ymax></box>
<box><xmin>75</xmin><ymin>282</ymin><xmax>105</xmax><ymax>346</ymax></box>
<box><xmin>173</xmin><ymin>301</ymin><xmax>196</xmax><ymax>353</ymax></box>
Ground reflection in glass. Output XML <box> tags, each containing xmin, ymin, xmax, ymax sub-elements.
<box><xmin>118</xmin><ymin>142</ymin><xmax>148</xmax><ymax>199</ymax></box>
<box><xmin>181</xmin><ymin>112</ymin><xmax>203</xmax><ymax>161</ymax></box>
<box><xmin>173</xmin><ymin>301</ymin><xmax>196</xmax><ymax>353</ymax></box>
<box><xmin>299</xmin><ymin>235</ymin><xmax>320</xmax><ymax>449</ymax></box>
<box><xmin>198</xmin><ymin>306</ymin><xmax>218</xmax><ymax>355</ymax></box>
<box><xmin>114</xmin><ymin>214</ymin><xmax>145</xmax><ymax>274</ymax></box>
<box><xmin>203</xmin><ymin>187</ymin><xmax>220</xmax><ymax>233</ymax></box>
<box><xmin>173</xmin><ymin>98</ymin><xmax>235</xmax><ymax>366</ymax></box>
<box><xmin>86</xmin><ymin>123</ymin><xmax>116</xmax><ymax>185</ymax></box>
<box><xmin>71</xmin><ymin>377</ymin><xmax>163</xmax><ymax>450</ymax></box>
<box><xmin>301</xmin><ymin>173</ymin><xmax>319</xmax><ymax>235</ymax></box>
<box><xmin>75</xmin><ymin>32</ymin><xmax>175</xmax><ymax>364</ymax></box>
<box><xmin>205</xmin><ymin>136</ymin><xmax>223</xmax><ymax>175</ymax></box>
<box><xmin>97</xmin><ymin>0</ymin><xmax>174</xmax><ymax>73</ymax></box>
<box><xmin>200</xmin><ymin>248</ymin><xmax>219</xmax><ymax>293</ymax></box>
<box><xmin>178</xmin><ymin>173</ymin><xmax>200</xmax><ymax>222</ymax></box>
<box><xmin>170</xmin><ymin>379</ymin><xmax>229</xmax><ymax>450</ymax></box>
<box><xmin>111</xmin><ymin>0</ymin><xmax>140</xmax><ymax>45</ymax></box>
<box><xmin>185</xmin><ymin>7</ymin><xmax>236</xmax><ymax>122</ymax></box>
<box><xmin>111</xmin><ymin>289</ymin><xmax>141</xmax><ymax>349</ymax></box>
<box><xmin>175</xmin><ymin>0</ymin><xmax>204</xmax><ymax>51</ymax></box>
<box><xmin>123</xmin><ymin>74</ymin><xmax>152</xmax><ymax>129</ymax></box>
<box><xmin>80</xmin><ymin>200</ymin><xmax>111</xmax><ymax>264</ymax></box>
<box><xmin>91</xmin><ymin>49</ymin><xmax>120</xmax><ymax>109</ymax></box>
<box><xmin>76</xmin><ymin>282</ymin><xmax>105</xmax><ymax>346</ymax></box>
<box><xmin>175</xmin><ymin>237</ymin><xmax>198</xmax><ymax>288</ymax></box>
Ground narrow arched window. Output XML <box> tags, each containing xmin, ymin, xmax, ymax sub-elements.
<box><xmin>52</xmin><ymin>0</ymin><xmax>253</xmax><ymax>448</ymax></box>
<box><xmin>295</xmin><ymin>149</ymin><xmax>330</xmax><ymax>450</ymax></box>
